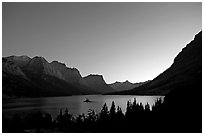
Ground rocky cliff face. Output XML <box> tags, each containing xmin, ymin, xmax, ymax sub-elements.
<box><xmin>24</xmin><ymin>57</ymin><xmax>66</xmax><ymax>81</ymax></box>
<box><xmin>50</xmin><ymin>61</ymin><xmax>82</xmax><ymax>84</ymax></box>
<box><xmin>5</xmin><ymin>55</ymin><xmax>31</xmax><ymax>67</ymax></box>
<box><xmin>2</xmin><ymin>57</ymin><xmax>28</xmax><ymax>79</ymax></box>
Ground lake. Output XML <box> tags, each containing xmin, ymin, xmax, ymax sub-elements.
<box><xmin>3</xmin><ymin>95</ymin><xmax>163</xmax><ymax>119</ymax></box>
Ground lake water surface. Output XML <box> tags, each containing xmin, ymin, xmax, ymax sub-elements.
<box><xmin>3</xmin><ymin>95</ymin><xmax>163</xmax><ymax>119</ymax></box>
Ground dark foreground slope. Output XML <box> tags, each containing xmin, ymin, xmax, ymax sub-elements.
<box><xmin>110</xmin><ymin>31</ymin><xmax>202</xmax><ymax>95</ymax></box>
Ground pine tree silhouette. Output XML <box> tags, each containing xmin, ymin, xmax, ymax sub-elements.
<box><xmin>110</xmin><ymin>101</ymin><xmax>116</xmax><ymax>117</ymax></box>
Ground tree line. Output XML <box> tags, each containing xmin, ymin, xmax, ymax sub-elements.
<box><xmin>3</xmin><ymin>98</ymin><xmax>163</xmax><ymax>132</ymax></box>
<box><xmin>2</xmin><ymin>94</ymin><xmax>201</xmax><ymax>133</ymax></box>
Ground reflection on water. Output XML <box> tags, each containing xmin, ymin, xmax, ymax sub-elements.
<box><xmin>3</xmin><ymin>95</ymin><xmax>164</xmax><ymax>118</ymax></box>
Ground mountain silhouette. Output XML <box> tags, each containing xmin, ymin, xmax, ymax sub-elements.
<box><xmin>3</xmin><ymin>31</ymin><xmax>201</xmax><ymax>97</ymax></box>
<box><xmin>81</xmin><ymin>74</ymin><xmax>116</xmax><ymax>94</ymax></box>
<box><xmin>109</xmin><ymin>31</ymin><xmax>202</xmax><ymax>95</ymax></box>
<box><xmin>2</xmin><ymin>56</ymin><xmax>99</xmax><ymax>97</ymax></box>
<box><xmin>108</xmin><ymin>80</ymin><xmax>150</xmax><ymax>91</ymax></box>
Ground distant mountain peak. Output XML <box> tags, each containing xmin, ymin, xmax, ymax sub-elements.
<box><xmin>124</xmin><ymin>80</ymin><xmax>130</xmax><ymax>83</ymax></box>
<box><xmin>32</xmin><ymin>56</ymin><xmax>48</xmax><ymax>62</ymax></box>
<box><xmin>109</xmin><ymin>80</ymin><xmax>149</xmax><ymax>92</ymax></box>
<box><xmin>114</xmin><ymin>80</ymin><xmax>131</xmax><ymax>84</ymax></box>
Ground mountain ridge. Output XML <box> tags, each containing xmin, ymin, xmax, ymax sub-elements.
<box><xmin>108</xmin><ymin>31</ymin><xmax>202</xmax><ymax>95</ymax></box>
<box><xmin>3</xmin><ymin>31</ymin><xmax>201</xmax><ymax>97</ymax></box>
<box><xmin>2</xmin><ymin>55</ymin><xmax>115</xmax><ymax>97</ymax></box>
<box><xmin>108</xmin><ymin>80</ymin><xmax>150</xmax><ymax>91</ymax></box>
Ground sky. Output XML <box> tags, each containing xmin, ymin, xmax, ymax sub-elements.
<box><xmin>2</xmin><ymin>2</ymin><xmax>202</xmax><ymax>84</ymax></box>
